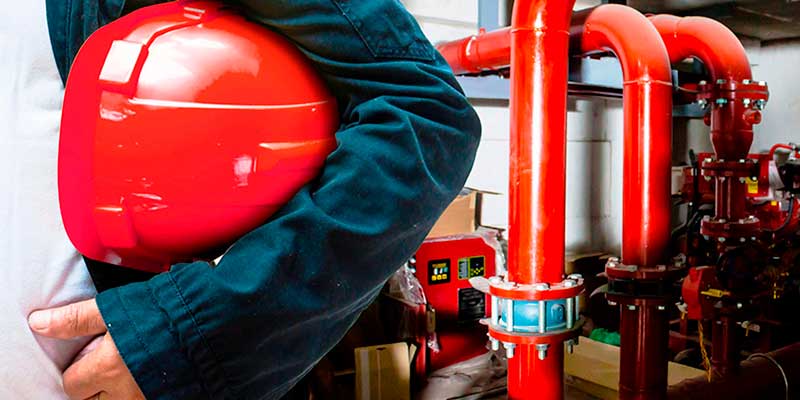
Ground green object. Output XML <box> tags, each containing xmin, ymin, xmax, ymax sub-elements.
<box><xmin>590</xmin><ymin>328</ymin><xmax>622</xmax><ymax>347</ymax></box>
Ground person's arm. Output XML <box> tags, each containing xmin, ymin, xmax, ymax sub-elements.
<box><xmin>95</xmin><ymin>0</ymin><xmax>481</xmax><ymax>398</ymax></box>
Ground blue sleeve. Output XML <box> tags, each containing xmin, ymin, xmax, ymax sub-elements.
<box><xmin>95</xmin><ymin>0</ymin><xmax>481</xmax><ymax>398</ymax></box>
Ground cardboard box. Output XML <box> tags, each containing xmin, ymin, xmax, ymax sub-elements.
<box><xmin>426</xmin><ymin>188</ymin><xmax>499</xmax><ymax>239</ymax></box>
<box><xmin>565</xmin><ymin>337</ymin><xmax>705</xmax><ymax>400</ymax></box>
<box><xmin>355</xmin><ymin>343</ymin><xmax>411</xmax><ymax>400</ymax></box>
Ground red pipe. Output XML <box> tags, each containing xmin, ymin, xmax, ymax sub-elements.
<box><xmin>506</xmin><ymin>0</ymin><xmax>575</xmax><ymax>286</ymax></box>
<box><xmin>436</xmin><ymin>27</ymin><xmax>511</xmax><ymax>75</ymax></box>
<box><xmin>668</xmin><ymin>342</ymin><xmax>800</xmax><ymax>399</ymax></box>
<box><xmin>648</xmin><ymin>15</ymin><xmax>751</xmax><ymax>82</ymax></box>
<box><xmin>648</xmin><ymin>14</ymin><xmax>753</xmax><ymax>161</ymax></box>
<box><xmin>575</xmin><ymin>5</ymin><xmax>673</xmax><ymax>269</ymax></box>
<box><xmin>770</xmin><ymin>143</ymin><xmax>800</xmax><ymax>160</ymax></box>
<box><xmin>573</xmin><ymin>6</ymin><xmax>673</xmax><ymax>399</ymax></box>
<box><xmin>505</xmin><ymin>1</ymin><xmax>576</xmax><ymax>398</ymax></box>
<box><xmin>437</xmin><ymin>5</ymin><xmax>674</xmax><ymax>398</ymax></box>
<box><xmin>438</xmin><ymin>6</ymin><xmax>672</xmax><ymax>271</ymax></box>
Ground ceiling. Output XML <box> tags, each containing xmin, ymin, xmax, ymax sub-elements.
<box><xmin>624</xmin><ymin>0</ymin><xmax>800</xmax><ymax>41</ymax></box>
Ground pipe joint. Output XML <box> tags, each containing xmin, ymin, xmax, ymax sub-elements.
<box><xmin>485</xmin><ymin>275</ymin><xmax>585</xmax><ymax>349</ymax></box>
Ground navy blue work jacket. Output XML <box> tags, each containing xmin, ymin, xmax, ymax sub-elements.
<box><xmin>45</xmin><ymin>0</ymin><xmax>481</xmax><ymax>398</ymax></box>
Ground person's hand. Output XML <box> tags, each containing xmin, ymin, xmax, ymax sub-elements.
<box><xmin>29</xmin><ymin>299</ymin><xmax>145</xmax><ymax>400</ymax></box>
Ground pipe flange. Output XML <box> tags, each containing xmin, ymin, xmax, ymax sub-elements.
<box><xmin>487</xmin><ymin>317</ymin><xmax>584</xmax><ymax>349</ymax></box>
<box><xmin>485</xmin><ymin>276</ymin><xmax>585</xmax><ymax>338</ymax></box>
<box><xmin>701</xmin><ymin>158</ymin><xmax>759</xmax><ymax>178</ymax></box>
<box><xmin>696</xmin><ymin>80</ymin><xmax>769</xmax><ymax>105</ymax></box>
<box><xmin>605</xmin><ymin>258</ymin><xmax>684</xmax><ymax>299</ymax></box>
<box><xmin>700</xmin><ymin>215</ymin><xmax>760</xmax><ymax>239</ymax></box>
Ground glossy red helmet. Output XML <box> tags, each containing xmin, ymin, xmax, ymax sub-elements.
<box><xmin>59</xmin><ymin>0</ymin><xmax>338</xmax><ymax>272</ymax></box>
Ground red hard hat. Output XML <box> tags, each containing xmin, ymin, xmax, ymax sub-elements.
<box><xmin>59</xmin><ymin>0</ymin><xmax>338</xmax><ymax>272</ymax></box>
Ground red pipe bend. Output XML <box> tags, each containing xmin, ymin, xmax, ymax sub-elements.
<box><xmin>580</xmin><ymin>5</ymin><xmax>672</xmax><ymax>84</ymax></box>
<box><xmin>648</xmin><ymin>14</ymin><xmax>751</xmax><ymax>82</ymax></box>
<box><xmin>577</xmin><ymin>5</ymin><xmax>673</xmax><ymax>268</ymax></box>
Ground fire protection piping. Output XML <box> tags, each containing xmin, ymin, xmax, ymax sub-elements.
<box><xmin>504</xmin><ymin>1</ymin><xmax>576</xmax><ymax>398</ymax></box>
<box><xmin>573</xmin><ymin>4</ymin><xmax>673</xmax><ymax>270</ymax></box>
<box><xmin>572</xmin><ymin>6</ymin><xmax>674</xmax><ymax>399</ymax></box>
<box><xmin>648</xmin><ymin>14</ymin><xmax>756</xmax><ymax>161</ymax></box>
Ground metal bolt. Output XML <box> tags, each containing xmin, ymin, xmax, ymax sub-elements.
<box><xmin>536</xmin><ymin>344</ymin><xmax>549</xmax><ymax>360</ymax></box>
<box><xmin>568</xmin><ymin>274</ymin><xmax>583</xmax><ymax>281</ymax></box>
<box><xmin>535</xmin><ymin>283</ymin><xmax>550</xmax><ymax>291</ymax></box>
<box><xmin>716</xmin><ymin>79</ymin><xmax>727</xmax><ymax>84</ymax></box>
<box><xmin>566</xmin><ymin>339</ymin><xmax>579</xmax><ymax>354</ymax></box>
<box><xmin>490</xmin><ymin>338</ymin><xmax>500</xmax><ymax>351</ymax></box>
<box><xmin>699</xmin><ymin>80</ymin><xmax>708</xmax><ymax>85</ymax></box>
<box><xmin>755</xmin><ymin>99</ymin><xmax>766</xmax><ymax>110</ymax></box>
<box><xmin>716</xmin><ymin>98</ymin><xmax>729</xmax><ymax>106</ymax></box>
<box><xmin>737</xmin><ymin>303</ymin><xmax>743</xmax><ymax>310</ymax></box>
<box><xmin>704</xmin><ymin>176</ymin><xmax>712</xmax><ymax>181</ymax></box>
<box><xmin>742</xmin><ymin>98</ymin><xmax>752</xmax><ymax>107</ymax></box>
<box><xmin>608</xmin><ymin>301</ymin><xmax>618</xmax><ymax>307</ymax></box>
<box><xmin>538</xmin><ymin>301</ymin><xmax>547</xmax><ymax>334</ymax></box>
<box><xmin>658</xmin><ymin>305</ymin><xmax>667</xmax><ymax>311</ymax></box>
<box><xmin>697</xmin><ymin>99</ymin><xmax>708</xmax><ymax>108</ymax></box>
<box><xmin>491</xmin><ymin>295</ymin><xmax>500</xmax><ymax>327</ymax></box>
<box><xmin>742</xmin><ymin>79</ymin><xmax>752</xmax><ymax>84</ymax></box>
<box><xmin>739</xmin><ymin>177</ymin><xmax>747</xmax><ymax>183</ymax></box>
<box><xmin>506</xmin><ymin>299</ymin><xmax>514</xmax><ymax>333</ymax></box>
<box><xmin>505</xmin><ymin>343</ymin><xmax>516</xmax><ymax>359</ymax></box>
<box><xmin>703</xmin><ymin>235</ymin><xmax>710</xmax><ymax>241</ymax></box>
<box><xmin>757</xmin><ymin>81</ymin><xmax>767</xmax><ymax>86</ymax></box>
<box><xmin>489</xmin><ymin>276</ymin><xmax>502</xmax><ymax>285</ymax></box>
<box><xmin>752</xmin><ymin>236</ymin><xmax>757</xmax><ymax>241</ymax></box>
<box><xmin>564</xmin><ymin>280</ymin><xmax>577</xmax><ymax>288</ymax></box>
<box><xmin>719</xmin><ymin>237</ymin><xmax>726</xmax><ymax>243</ymax></box>
<box><xmin>740</xmin><ymin>237</ymin><xmax>746</xmax><ymax>243</ymax></box>
<box><xmin>566</xmin><ymin>297</ymin><xmax>575</xmax><ymax>330</ymax></box>
<box><xmin>627</xmin><ymin>305</ymin><xmax>637</xmax><ymax>311</ymax></box>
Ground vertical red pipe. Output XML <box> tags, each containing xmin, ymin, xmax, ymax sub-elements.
<box><xmin>619</xmin><ymin>300</ymin><xmax>671</xmax><ymax>399</ymax></box>
<box><xmin>506</xmin><ymin>0</ymin><xmax>575</xmax><ymax>287</ymax></box>
<box><xmin>574</xmin><ymin>6</ymin><xmax>673</xmax><ymax>399</ymax></box>
<box><xmin>507</xmin><ymin>2</ymin><xmax>575</xmax><ymax>398</ymax></box>
<box><xmin>576</xmin><ymin>4</ymin><xmax>673</xmax><ymax>269</ymax></box>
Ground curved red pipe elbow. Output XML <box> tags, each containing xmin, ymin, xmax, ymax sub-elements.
<box><xmin>581</xmin><ymin>6</ymin><xmax>672</xmax><ymax>84</ymax></box>
<box><xmin>648</xmin><ymin>14</ymin><xmax>751</xmax><ymax>82</ymax></box>
<box><xmin>578</xmin><ymin>5</ymin><xmax>673</xmax><ymax>269</ymax></box>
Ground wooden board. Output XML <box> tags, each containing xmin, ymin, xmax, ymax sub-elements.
<box><xmin>565</xmin><ymin>337</ymin><xmax>706</xmax><ymax>400</ymax></box>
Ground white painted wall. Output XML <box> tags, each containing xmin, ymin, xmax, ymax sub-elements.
<box><xmin>750</xmin><ymin>40</ymin><xmax>800</xmax><ymax>153</ymax></box>
<box><xmin>403</xmin><ymin>0</ymin><xmax>622</xmax><ymax>256</ymax></box>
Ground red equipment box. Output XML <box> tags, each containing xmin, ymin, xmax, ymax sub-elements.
<box><xmin>411</xmin><ymin>232</ymin><xmax>500</xmax><ymax>376</ymax></box>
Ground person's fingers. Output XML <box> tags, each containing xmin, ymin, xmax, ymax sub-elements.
<box><xmin>29</xmin><ymin>299</ymin><xmax>106</xmax><ymax>339</ymax></box>
<box><xmin>82</xmin><ymin>392</ymin><xmax>108</xmax><ymax>400</ymax></box>
<box><xmin>73</xmin><ymin>335</ymin><xmax>104</xmax><ymax>364</ymax></box>
<box><xmin>63</xmin><ymin>337</ymin><xmax>108</xmax><ymax>400</ymax></box>
<box><xmin>67</xmin><ymin>334</ymin><xmax>145</xmax><ymax>400</ymax></box>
